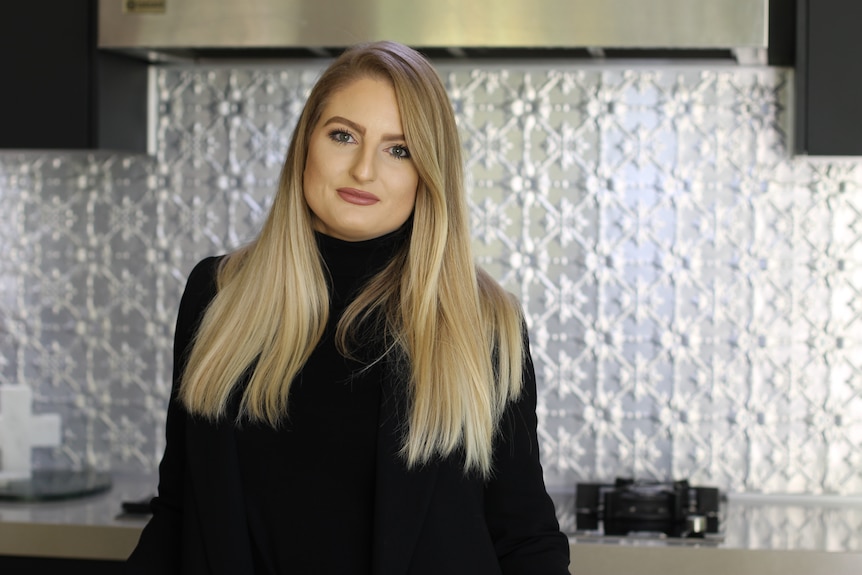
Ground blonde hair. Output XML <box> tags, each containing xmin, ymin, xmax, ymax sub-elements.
<box><xmin>180</xmin><ymin>41</ymin><xmax>525</xmax><ymax>476</ymax></box>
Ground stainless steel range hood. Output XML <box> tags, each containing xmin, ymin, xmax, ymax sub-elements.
<box><xmin>98</xmin><ymin>0</ymin><xmax>769</xmax><ymax>62</ymax></box>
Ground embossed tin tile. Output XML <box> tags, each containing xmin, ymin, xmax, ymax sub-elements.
<box><xmin>0</xmin><ymin>62</ymin><xmax>860</xmax><ymax>495</ymax></box>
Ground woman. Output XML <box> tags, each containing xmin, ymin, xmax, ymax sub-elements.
<box><xmin>127</xmin><ymin>41</ymin><xmax>570</xmax><ymax>575</ymax></box>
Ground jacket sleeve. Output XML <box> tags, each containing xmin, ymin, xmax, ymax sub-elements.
<box><xmin>126</xmin><ymin>257</ymin><xmax>220</xmax><ymax>574</ymax></box>
<box><xmin>484</xmin><ymin>333</ymin><xmax>571</xmax><ymax>575</ymax></box>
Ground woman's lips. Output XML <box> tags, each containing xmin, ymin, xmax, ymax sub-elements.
<box><xmin>337</xmin><ymin>187</ymin><xmax>380</xmax><ymax>206</ymax></box>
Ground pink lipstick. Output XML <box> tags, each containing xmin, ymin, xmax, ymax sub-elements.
<box><xmin>337</xmin><ymin>187</ymin><xmax>380</xmax><ymax>206</ymax></box>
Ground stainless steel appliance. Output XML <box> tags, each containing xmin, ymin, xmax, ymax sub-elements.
<box><xmin>98</xmin><ymin>0</ymin><xmax>770</xmax><ymax>62</ymax></box>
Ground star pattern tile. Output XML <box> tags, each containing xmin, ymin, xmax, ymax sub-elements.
<box><xmin>0</xmin><ymin>63</ymin><xmax>860</xmax><ymax>502</ymax></box>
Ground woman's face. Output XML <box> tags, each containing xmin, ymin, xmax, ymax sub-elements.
<box><xmin>303</xmin><ymin>76</ymin><xmax>419</xmax><ymax>242</ymax></box>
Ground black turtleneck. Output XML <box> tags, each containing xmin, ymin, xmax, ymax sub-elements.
<box><xmin>235</xmin><ymin>229</ymin><xmax>406</xmax><ymax>575</ymax></box>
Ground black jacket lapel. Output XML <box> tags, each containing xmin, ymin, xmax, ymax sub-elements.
<box><xmin>187</xmin><ymin>415</ymin><xmax>255</xmax><ymax>574</ymax></box>
<box><xmin>371</xmin><ymin>379</ymin><xmax>439</xmax><ymax>575</ymax></box>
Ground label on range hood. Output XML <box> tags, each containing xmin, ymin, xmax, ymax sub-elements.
<box><xmin>123</xmin><ymin>0</ymin><xmax>166</xmax><ymax>14</ymax></box>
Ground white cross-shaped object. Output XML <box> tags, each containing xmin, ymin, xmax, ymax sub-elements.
<box><xmin>0</xmin><ymin>385</ymin><xmax>62</xmax><ymax>481</ymax></box>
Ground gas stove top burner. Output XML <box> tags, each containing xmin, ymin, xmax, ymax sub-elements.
<box><xmin>575</xmin><ymin>478</ymin><xmax>721</xmax><ymax>538</ymax></box>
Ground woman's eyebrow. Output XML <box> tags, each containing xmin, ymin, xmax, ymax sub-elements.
<box><xmin>323</xmin><ymin>116</ymin><xmax>405</xmax><ymax>142</ymax></box>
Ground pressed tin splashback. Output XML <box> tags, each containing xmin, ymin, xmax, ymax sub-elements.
<box><xmin>0</xmin><ymin>61</ymin><xmax>860</xmax><ymax>495</ymax></box>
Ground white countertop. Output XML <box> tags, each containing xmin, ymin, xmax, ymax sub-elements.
<box><xmin>555</xmin><ymin>487</ymin><xmax>862</xmax><ymax>574</ymax></box>
<box><xmin>0</xmin><ymin>472</ymin><xmax>151</xmax><ymax>561</ymax></box>
<box><xmin>549</xmin><ymin>487</ymin><xmax>862</xmax><ymax>553</ymax></box>
<box><xmin>1</xmin><ymin>474</ymin><xmax>860</xmax><ymax>574</ymax></box>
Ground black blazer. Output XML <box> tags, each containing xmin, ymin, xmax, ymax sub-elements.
<box><xmin>127</xmin><ymin>257</ymin><xmax>570</xmax><ymax>575</ymax></box>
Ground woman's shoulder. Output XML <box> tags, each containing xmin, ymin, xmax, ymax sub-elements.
<box><xmin>188</xmin><ymin>255</ymin><xmax>224</xmax><ymax>281</ymax></box>
<box><xmin>179</xmin><ymin>256</ymin><xmax>226</xmax><ymax>311</ymax></box>
<box><xmin>187</xmin><ymin>254</ymin><xmax>231</xmax><ymax>288</ymax></box>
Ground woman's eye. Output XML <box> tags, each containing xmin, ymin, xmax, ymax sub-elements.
<box><xmin>328</xmin><ymin>129</ymin><xmax>354</xmax><ymax>144</ymax></box>
<box><xmin>389</xmin><ymin>145</ymin><xmax>411</xmax><ymax>160</ymax></box>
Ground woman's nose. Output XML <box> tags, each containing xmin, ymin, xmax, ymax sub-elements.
<box><xmin>350</xmin><ymin>146</ymin><xmax>376</xmax><ymax>182</ymax></box>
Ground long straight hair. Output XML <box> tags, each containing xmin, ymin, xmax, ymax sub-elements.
<box><xmin>179</xmin><ymin>41</ymin><xmax>525</xmax><ymax>477</ymax></box>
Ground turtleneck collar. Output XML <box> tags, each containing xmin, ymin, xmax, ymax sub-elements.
<box><xmin>314</xmin><ymin>226</ymin><xmax>408</xmax><ymax>309</ymax></box>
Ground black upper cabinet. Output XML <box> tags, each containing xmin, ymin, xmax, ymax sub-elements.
<box><xmin>0</xmin><ymin>0</ymin><xmax>147</xmax><ymax>153</ymax></box>
<box><xmin>796</xmin><ymin>0</ymin><xmax>862</xmax><ymax>156</ymax></box>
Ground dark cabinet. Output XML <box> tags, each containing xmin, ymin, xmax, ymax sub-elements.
<box><xmin>795</xmin><ymin>0</ymin><xmax>862</xmax><ymax>156</ymax></box>
<box><xmin>0</xmin><ymin>0</ymin><xmax>147</xmax><ymax>152</ymax></box>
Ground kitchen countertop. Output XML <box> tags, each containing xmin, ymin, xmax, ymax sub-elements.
<box><xmin>548</xmin><ymin>488</ymin><xmax>862</xmax><ymax>553</ymax></box>
<box><xmin>1</xmin><ymin>475</ymin><xmax>860</xmax><ymax>574</ymax></box>
<box><xmin>0</xmin><ymin>473</ymin><xmax>151</xmax><ymax>561</ymax></box>
<box><xmin>549</xmin><ymin>487</ymin><xmax>862</xmax><ymax>575</ymax></box>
